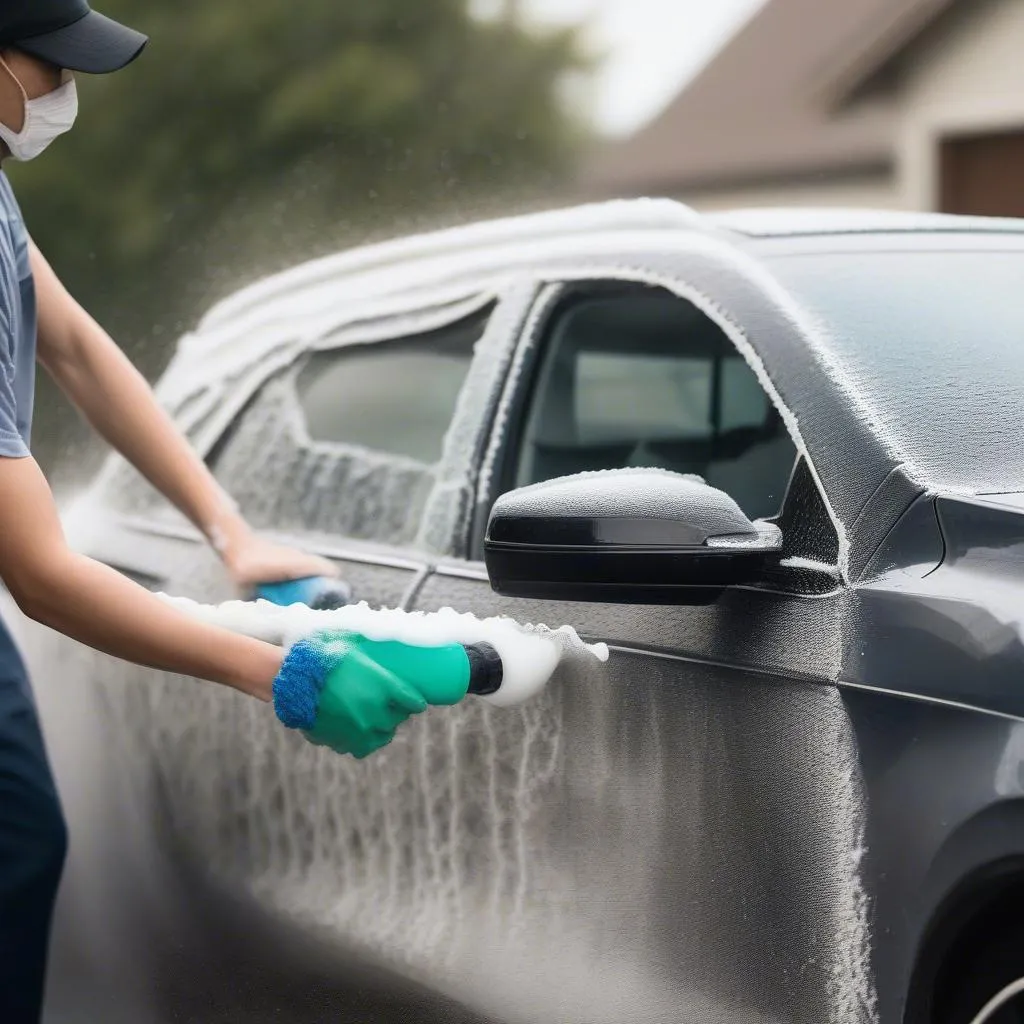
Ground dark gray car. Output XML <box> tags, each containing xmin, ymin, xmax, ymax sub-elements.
<box><xmin>15</xmin><ymin>200</ymin><xmax>1024</xmax><ymax>1024</ymax></box>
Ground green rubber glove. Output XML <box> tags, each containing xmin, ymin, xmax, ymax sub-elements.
<box><xmin>272</xmin><ymin>632</ymin><xmax>475</xmax><ymax>759</ymax></box>
<box><xmin>305</xmin><ymin>640</ymin><xmax>429</xmax><ymax>758</ymax></box>
<box><xmin>334</xmin><ymin>637</ymin><xmax>473</xmax><ymax>707</ymax></box>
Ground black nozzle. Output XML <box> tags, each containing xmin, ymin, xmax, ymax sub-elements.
<box><xmin>463</xmin><ymin>641</ymin><xmax>504</xmax><ymax>696</ymax></box>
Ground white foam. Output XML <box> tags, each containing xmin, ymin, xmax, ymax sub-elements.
<box><xmin>158</xmin><ymin>593</ymin><xmax>609</xmax><ymax>708</ymax></box>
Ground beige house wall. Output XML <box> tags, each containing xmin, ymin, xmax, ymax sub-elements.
<box><xmin>897</xmin><ymin>0</ymin><xmax>1024</xmax><ymax>209</ymax></box>
<box><xmin>678</xmin><ymin>172</ymin><xmax>904</xmax><ymax>213</ymax></box>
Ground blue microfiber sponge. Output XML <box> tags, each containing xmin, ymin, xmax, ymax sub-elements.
<box><xmin>258</xmin><ymin>577</ymin><xmax>352</xmax><ymax>611</ymax></box>
<box><xmin>273</xmin><ymin>637</ymin><xmax>334</xmax><ymax>730</ymax></box>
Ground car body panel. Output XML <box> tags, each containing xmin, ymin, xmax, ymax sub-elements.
<box><xmin>405</xmin><ymin>569</ymin><xmax>872</xmax><ymax>1024</ymax></box>
<box><xmin>852</xmin><ymin>495</ymin><xmax>1024</xmax><ymax>720</ymax></box>
<box><xmin>847</xmin><ymin>688</ymin><xmax>1024</xmax><ymax>1024</ymax></box>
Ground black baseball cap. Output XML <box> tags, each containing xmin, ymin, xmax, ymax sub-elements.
<box><xmin>0</xmin><ymin>0</ymin><xmax>147</xmax><ymax>75</ymax></box>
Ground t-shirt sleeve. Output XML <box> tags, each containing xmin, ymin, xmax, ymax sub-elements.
<box><xmin>0</xmin><ymin>176</ymin><xmax>29</xmax><ymax>459</ymax></box>
<box><xmin>0</xmin><ymin>339</ymin><xmax>27</xmax><ymax>458</ymax></box>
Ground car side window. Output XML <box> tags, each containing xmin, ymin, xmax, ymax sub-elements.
<box><xmin>295</xmin><ymin>316</ymin><xmax>482</xmax><ymax>464</ymax></box>
<box><xmin>205</xmin><ymin>306</ymin><xmax>491</xmax><ymax>546</ymax></box>
<box><xmin>510</xmin><ymin>288</ymin><xmax>797</xmax><ymax>521</ymax></box>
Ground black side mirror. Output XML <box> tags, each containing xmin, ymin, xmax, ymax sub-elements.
<box><xmin>484</xmin><ymin>469</ymin><xmax>782</xmax><ymax>605</ymax></box>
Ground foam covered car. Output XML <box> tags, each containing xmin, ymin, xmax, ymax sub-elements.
<box><xmin>10</xmin><ymin>200</ymin><xmax>1024</xmax><ymax>1024</ymax></box>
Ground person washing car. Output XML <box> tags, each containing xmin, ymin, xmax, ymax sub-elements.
<box><xmin>0</xmin><ymin>4</ymin><xmax>441</xmax><ymax>1020</ymax></box>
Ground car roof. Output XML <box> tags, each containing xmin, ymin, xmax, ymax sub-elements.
<box><xmin>708</xmin><ymin>207</ymin><xmax>1024</xmax><ymax>238</ymax></box>
<box><xmin>194</xmin><ymin>199</ymin><xmax>1024</xmax><ymax>335</ymax></box>
<box><xmin>194</xmin><ymin>199</ymin><xmax>702</xmax><ymax>333</ymax></box>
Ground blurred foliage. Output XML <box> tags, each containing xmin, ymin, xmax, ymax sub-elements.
<box><xmin>7</xmin><ymin>0</ymin><xmax>590</xmax><ymax>474</ymax></box>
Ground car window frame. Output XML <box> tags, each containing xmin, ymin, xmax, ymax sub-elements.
<box><xmin>189</xmin><ymin>287</ymin><xmax>528</xmax><ymax>560</ymax></box>
<box><xmin>469</xmin><ymin>277</ymin><xmax>842</xmax><ymax>594</ymax></box>
<box><xmin>196</xmin><ymin>291</ymin><xmax>499</xmax><ymax>465</ymax></box>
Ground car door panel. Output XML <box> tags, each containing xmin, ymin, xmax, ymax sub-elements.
<box><xmin>25</xmin><ymin>510</ymin><xmax>442</xmax><ymax>1020</ymax></box>
<box><xmin>402</xmin><ymin>569</ymin><xmax>870</xmax><ymax>1023</ymax></box>
<box><xmin>426</xmin><ymin>564</ymin><xmax>844</xmax><ymax>680</ymax></box>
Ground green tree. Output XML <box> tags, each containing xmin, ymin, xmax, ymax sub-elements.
<box><xmin>8</xmin><ymin>0</ymin><xmax>589</xmax><ymax>471</ymax></box>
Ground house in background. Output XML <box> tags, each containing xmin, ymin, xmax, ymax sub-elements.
<box><xmin>583</xmin><ymin>0</ymin><xmax>1024</xmax><ymax>217</ymax></box>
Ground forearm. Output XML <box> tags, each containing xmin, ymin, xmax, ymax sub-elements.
<box><xmin>48</xmin><ymin>330</ymin><xmax>251</xmax><ymax>551</ymax></box>
<box><xmin>0</xmin><ymin>451</ymin><xmax>279</xmax><ymax>698</ymax></box>
<box><xmin>20</xmin><ymin>550</ymin><xmax>280</xmax><ymax>700</ymax></box>
<box><xmin>31</xmin><ymin>243</ymin><xmax>338</xmax><ymax>590</ymax></box>
<box><xmin>31</xmin><ymin>242</ymin><xmax>251</xmax><ymax>554</ymax></box>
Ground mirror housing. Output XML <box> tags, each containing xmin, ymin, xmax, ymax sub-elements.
<box><xmin>484</xmin><ymin>468</ymin><xmax>782</xmax><ymax>605</ymax></box>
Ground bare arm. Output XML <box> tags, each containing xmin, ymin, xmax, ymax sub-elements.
<box><xmin>30</xmin><ymin>241</ymin><xmax>334</xmax><ymax>583</ymax></box>
<box><xmin>31</xmin><ymin>243</ymin><xmax>251</xmax><ymax>555</ymax></box>
<box><xmin>0</xmin><ymin>452</ymin><xmax>281</xmax><ymax>701</ymax></box>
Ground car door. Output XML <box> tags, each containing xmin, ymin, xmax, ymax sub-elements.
<box><xmin>407</xmin><ymin>277</ymin><xmax>876</xmax><ymax>1024</ymax></box>
<box><xmin>27</xmin><ymin>283</ymin><xmax>537</xmax><ymax>1023</ymax></box>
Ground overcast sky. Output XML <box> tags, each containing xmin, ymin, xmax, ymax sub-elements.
<box><xmin>473</xmin><ymin>0</ymin><xmax>767</xmax><ymax>135</ymax></box>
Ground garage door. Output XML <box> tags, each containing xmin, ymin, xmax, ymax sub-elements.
<box><xmin>940</xmin><ymin>129</ymin><xmax>1024</xmax><ymax>218</ymax></box>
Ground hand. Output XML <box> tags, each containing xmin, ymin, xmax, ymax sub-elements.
<box><xmin>221</xmin><ymin>532</ymin><xmax>339</xmax><ymax>592</ymax></box>
<box><xmin>273</xmin><ymin>634</ymin><xmax>428</xmax><ymax>760</ymax></box>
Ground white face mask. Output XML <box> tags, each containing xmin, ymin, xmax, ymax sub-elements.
<box><xmin>0</xmin><ymin>66</ymin><xmax>78</xmax><ymax>162</ymax></box>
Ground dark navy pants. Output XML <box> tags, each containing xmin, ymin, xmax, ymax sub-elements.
<box><xmin>0</xmin><ymin>616</ymin><xmax>67</xmax><ymax>1023</ymax></box>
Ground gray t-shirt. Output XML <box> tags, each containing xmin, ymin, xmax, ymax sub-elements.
<box><xmin>0</xmin><ymin>172</ymin><xmax>36</xmax><ymax>459</ymax></box>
